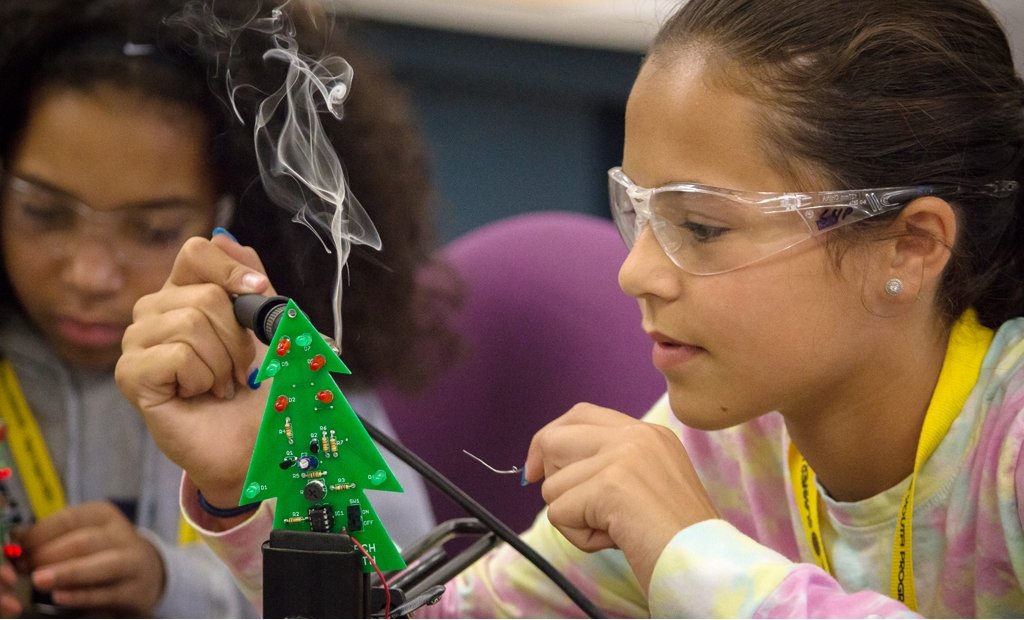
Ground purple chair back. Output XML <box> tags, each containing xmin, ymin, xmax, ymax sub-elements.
<box><xmin>379</xmin><ymin>211</ymin><xmax>666</xmax><ymax>534</ymax></box>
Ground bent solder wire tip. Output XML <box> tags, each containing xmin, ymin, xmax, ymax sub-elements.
<box><xmin>462</xmin><ymin>449</ymin><xmax>527</xmax><ymax>485</ymax></box>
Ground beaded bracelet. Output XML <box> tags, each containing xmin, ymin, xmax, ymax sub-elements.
<box><xmin>196</xmin><ymin>489</ymin><xmax>261</xmax><ymax>518</ymax></box>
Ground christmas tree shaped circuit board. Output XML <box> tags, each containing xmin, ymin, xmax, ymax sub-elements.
<box><xmin>240</xmin><ymin>300</ymin><xmax>406</xmax><ymax>572</ymax></box>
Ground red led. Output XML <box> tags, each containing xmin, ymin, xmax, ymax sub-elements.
<box><xmin>274</xmin><ymin>396</ymin><xmax>289</xmax><ymax>412</ymax></box>
<box><xmin>276</xmin><ymin>337</ymin><xmax>291</xmax><ymax>357</ymax></box>
<box><xmin>309</xmin><ymin>354</ymin><xmax>326</xmax><ymax>371</ymax></box>
<box><xmin>3</xmin><ymin>544</ymin><xmax>21</xmax><ymax>559</ymax></box>
<box><xmin>316</xmin><ymin>390</ymin><xmax>334</xmax><ymax>404</ymax></box>
<box><xmin>0</xmin><ymin>468</ymin><xmax>11</xmax><ymax>481</ymax></box>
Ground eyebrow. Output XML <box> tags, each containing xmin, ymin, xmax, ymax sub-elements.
<box><xmin>12</xmin><ymin>170</ymin><xmax>208</xmax><ymax>212</ymax></box>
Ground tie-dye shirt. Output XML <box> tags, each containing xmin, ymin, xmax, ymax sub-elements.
<box><xmin>187</xmin><ymin>317</ymin><xmax>1024</xmax><ymax>617</ymax></box>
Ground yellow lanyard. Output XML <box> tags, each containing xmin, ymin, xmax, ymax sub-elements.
<box><xmin>0</xmin><ymin>359</ymin><xmax>66</xmax><ymax>519</ymax></box>
<box><xmin>0</xmin><ymin>358</ymin><xmax>198</xmax><ymax>544</ymax></box>
<box><xmin>788</xmin><ymin>309</ymin><xmax>993</xmax><ymax>611</ymax></box>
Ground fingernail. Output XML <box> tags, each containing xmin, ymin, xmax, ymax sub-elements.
<box><xmin>247</xmin><ymin>369</ymin><xmax>261</xmax><ymax>390</ymax></box>
<box><xmin>520</xmin><ymin>468</ymin><xmax>528</xmax><ymax>486</ymax></box>
<box><xmin>242</xmin><ymin>272</ymin><xmax>267</xmax><ymax>291</ymax></box>
<box><xmin>211</xmin><ymin>227</ymin><xmax>238</xmax><ymax>242</ymax></box>
<box><xmin>223</xmin><ymin>380</ymin><xmax>236</xmax><ymax>400</ymax></box>
<box><xmin>31</xmin><ymin>568</ymin><xmax>55</xmax><ymax>589</ymax></box>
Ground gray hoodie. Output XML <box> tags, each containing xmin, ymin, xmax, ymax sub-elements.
<box><xmin>0</xmin><ymin>307</ymin><xmax>435</xmax><ymax>617</ymax></box>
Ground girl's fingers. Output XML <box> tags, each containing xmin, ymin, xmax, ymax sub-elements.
<box><xmin>126</xmin><ymin>283</ymin><xmax>257</xmax><ymax>391</ymax></box>
<box><xmin>545</xmin><ymin>477</ymin><xmax>617</xmax><ymax>552</ymax></box>
<box><xmin>167</xmin><ymin>237</ymin><xmax>271</xmax><ymax>295</ymax></box>
<box><xmin>0</xmin><ymin>563</ymin><xmax>16</xmax><ymax>586</ymax></box>
<box><xmin>533</xmin><ymin>423</ymin><xmax>625</xmax><ymax>481</ymax></box>
<box><xmin>127</xmin><ymin>304</ymin><xmax>245</xmax><ymax>398</ymax></box>
<box><xmin>524</xmin><ymin>404</ymin><xmax>641</xmax><ymax>483</ymax></box>
<box><xmin>0</xmin><ymin>593</ymin><xmax>22</xmax><ymax>618</ymax></box>
<box><xmin>210</xmin><ymin>232</ymin><xmax>270</xmax><ymax>275</ymax></box>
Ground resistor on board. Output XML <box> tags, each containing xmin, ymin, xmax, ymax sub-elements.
<box><xmin>329</xmin><ymin>483</ymin><xmax>356</xmax><ymax>491</ymax></box>
<box><xmin>283</xmin><ymin>516</ymin><xmax>308</xmax><ymax>524</ymax></box>
<box><xmin>321</xmin><ymin>431</ymin><xmax>329</xmax><ymax>457</ymax></box>
<box><xmin>329</xmin><ymin>430</ymin><xmax>338</xmax><ymax>457</ymax></box>
<box><xmin>300</xmin><ymin>470</ymin><xmax>327</xmax><ymax>479</ymax></box>
<box><xmin>284</xmin><ymin>417</ymin><xmax>294</xmax><ymax>444</ymax></box>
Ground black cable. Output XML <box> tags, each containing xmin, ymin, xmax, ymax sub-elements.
<box><xmin>234</xmin><ymin>294</ymin><xmax>606</xmax><ymax>618</ymax></box>
<box><xmin>360</xmin><ymin>417</ymin><xmax>606</xmax><ymax>619</ymax></box>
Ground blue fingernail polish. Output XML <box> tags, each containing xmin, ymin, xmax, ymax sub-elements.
<box><xmin>247</xmin><ymin>369</ymin><xmax>261</xmax><ymax>390</ymax></box>
<box><xmin>520</xmin><ymin>468</ymin><xmax>528</xmax><ymax>486</ymax></box>
<box><xmin>212</xmin><ymin>227</ymin><xmax>238</xmax><ymax>242</ymax></box>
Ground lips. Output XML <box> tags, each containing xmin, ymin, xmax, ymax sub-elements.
<box><xmin>648</xmin><ymin>330</ymin><xmax>705</xmax><ymax>370</ymax></box>
<box><xmin>55</xmin><ymin>317</ymin><xmax>127</xmax><ymax>348</ymax></box>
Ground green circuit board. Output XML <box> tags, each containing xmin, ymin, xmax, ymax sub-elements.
<box><xmin>240</xmin><ymin>300</ymin><xmax>406</xmax><ymax>573</ymax></box>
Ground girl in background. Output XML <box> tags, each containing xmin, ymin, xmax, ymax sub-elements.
<box><xmin>0</xmin><ymin>0</ymin><xmax>453</xmax><ymax>615</ymax></box>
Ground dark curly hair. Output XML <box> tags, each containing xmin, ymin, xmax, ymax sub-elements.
<box><xmin>653</xmin><ymin>0</ymin><xmax>1024</xmax><ymax>329</ymax></box>
<box><xmin>0</xmin><ymin>0</ymin><xmax>460</xmax><ymax>389</ymax></box>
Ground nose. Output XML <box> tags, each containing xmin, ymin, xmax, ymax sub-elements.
<box><xmin>61</xmin><ymin>233</ymin><xmax>126</xmax><ymax>294</ymax></box>
<box><xmin>618</xmin><ymin>224</ymin><xmax>682</xmax><ymax>301</ymax></box>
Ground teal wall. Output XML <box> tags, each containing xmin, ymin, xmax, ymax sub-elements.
<box><xmin>345</xmin><ymin>19</ymin><xmax>642</xmax><ymax>241</ymax></box>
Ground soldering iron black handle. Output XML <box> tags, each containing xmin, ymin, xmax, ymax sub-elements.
<box><xmin>232</xmin><ymin>293</ymin><xmax>290</xmax><ymax>345</ymax></box>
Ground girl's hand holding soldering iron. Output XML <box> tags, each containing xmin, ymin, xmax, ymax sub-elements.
<box><xmin>117</xmin><ymin>234</ymin><xmax>271</xmax><ymax>521</ymax></box>
<box><xmin>523</xmin><ymin>403</ymin><xmax>719</xmax><ymax>594</ymax></box>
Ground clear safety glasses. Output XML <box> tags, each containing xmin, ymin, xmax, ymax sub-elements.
<box><xmin>1</xmin><ymin>171</ymin><xmax>226</xmax><ymax>269</ymax></box>
<box><xmin>609</xmin><ymin>166</ymin><xmax>1018</xmax><ymax>276</ymax></box>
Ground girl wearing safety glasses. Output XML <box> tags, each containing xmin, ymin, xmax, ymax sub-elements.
<box><xmin>118</xmin><ymin>0</ymin><xmax>1024</xmax><ymax>616</ymax></box>
<box><xmin>0</xmin><ymin>0</ymin><xmax>452</xmax><ymax>616</ymax></box>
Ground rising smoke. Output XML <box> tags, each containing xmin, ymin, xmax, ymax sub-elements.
<box><xmin>174</xmin><ymin>0</ymin><xmax>380</xmax><ymax>346</ymax></box>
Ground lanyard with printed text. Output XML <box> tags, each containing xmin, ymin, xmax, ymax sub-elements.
<box><xmin>0</xmin><ymin>358</ymin><xmax>199</xmax><ymax>544</ymax></box>
<box><xmin>788</xmin><ymin>309</ymin><xmax>992</xmax><ymax>611</ymax></box>
<box><xmin>0</xmin><ymin>359</ymin><xmax>66</xmax><ymax>519</ymax></box>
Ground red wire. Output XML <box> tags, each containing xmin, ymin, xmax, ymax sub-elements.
<box><xmin>349</xmin><ymin>533</ymin><xmax>391</xmax><ymax>618</ymax></box>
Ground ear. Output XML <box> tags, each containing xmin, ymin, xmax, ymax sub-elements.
<box><xmin>886</xmin><ymin>196</ymin><xmax>957</xmax><ymax>300</ymax></box>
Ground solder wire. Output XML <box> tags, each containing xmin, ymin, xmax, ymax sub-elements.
<box><xmin>360</xmin><ymin>416</ymin><xmax>605</xmax><ymax>619</ymax></box>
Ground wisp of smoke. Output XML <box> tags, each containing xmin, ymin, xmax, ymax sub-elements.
<box><xmin>175</xmin><ymin>0</ymin><xmax>380</xmax><ymax>346</ymax></box>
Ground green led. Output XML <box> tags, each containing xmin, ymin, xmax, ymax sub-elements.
<box><xmin>370</xmin><ymin>469</ymin><xmax>387</xmax><ymax>485</ymax></box>
<box><xmin>244</xmin><ymin>482</ymin><xmax>262</xmax><ymax>499</ymax></box>
<box><xmin>295</xmin><ymin>333</ymin><xmax>312</xmax><ymax>347</ymax></box>
<box><xmin>265</xmin><ymin>360</ymin><xmax>281</xmax><ymax>376</ymax></box>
